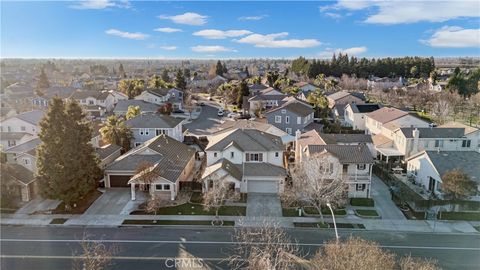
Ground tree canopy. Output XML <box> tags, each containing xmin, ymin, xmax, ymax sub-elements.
<box><xmin>99</xmin><ymin>115</ymin><xmax>133</xmax><ymax>152</ymax></box>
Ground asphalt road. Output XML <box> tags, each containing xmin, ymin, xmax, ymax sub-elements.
<box><xmin>1</xmin><ymin>226</ymin><xmax>479</xmax><ymax>270</ymax></box>
<box><xmin>184</xmin><ymin>101</ymin><xmax>229</xmax><ymax>136</ymax></box>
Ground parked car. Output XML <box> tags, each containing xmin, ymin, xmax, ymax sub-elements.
<box><xmin>234</xmin><ymin>113</ymin><xmax>251</xmax><ymax>120</ymax></box>
<box><xmin>173</xmin><ymin>109</ymin><xmax>184</xmax><ymax>114</ymax></box>
<box><xmin>227</xmin><ymin>112</ymin><xmax>239</xmax><ymax>118</ymax></box>
<box><xmin>217</xmin><ymin>109</ymin><xmax>224</xmax><ymax>116</ymax></box>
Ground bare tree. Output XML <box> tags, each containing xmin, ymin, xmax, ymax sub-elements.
<box><xmin>73</xmin><ymin>234</ymin><xmax>118</xmax><ymax>270</ymax></box>
<box><xmin>431</xmin><ymin>99</ymin><xmax>450</xmax><ymax>124</ymax></box>
<box><xmin>284</xmin><ymin>154</ymin><xmax>347</xmax><ymax>223</ymax></box>
<box><xmin>134</xmin><ymin>161</ymin><xmax>158</xmax><ymax>186</ymax></box>
<box><xmin>399</xmin><ymin>255</ymin><xmax>440</xmax><ymax>270</ymax></box>
<box><xmin>183</xmin><ymin>92</ymin><xmax>198</xmax><ymax>120</ymax></box>
<box><xmin>442</xmin><ymin>169</ymin><xmax>477</xmax><ymax>199</ymax></box>
<box><xmin>310</xmin><ymin>236</ymin><xmax>396</xmax><ymax>270</ymax></box>
<box><xmin>145</xmin><ymin>195</ymin><xmax>168</xmax><ymax>222</ymax></box>
<box><xmin>229</xmin><ymin>220</ymin><xmax>304</xmax><ymax>270</ymax></box>
<box><xmin>203</xmin><ymin>177</ymin><xmax>237</xmax><ymax>224</ymax></box>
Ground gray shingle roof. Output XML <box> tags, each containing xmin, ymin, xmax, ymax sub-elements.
<box><xmin>266</xmin><ymin>100</ymin><xmax>313</xmax><ymax>117</ymax></box>
<box><xmin>318</xmin><ymin>133</ymin><xmax>373</xmax><ymax>144</ymax></box>
<box><xmin>106</xmin><ymin>154</ymin><xmax>162</xmax><ymax>171</ymax></box>
<box><xmin>327</xmin><ymin>91</ymin><xmax>365</xmax><ymax>102</ymax></box>
<box><xmin>307</xmin><ymin>144</ymin><xmax>374</xmax><ymax>164</ymax></box>
<box><xmin>69</xmin><ymin>90</ymin><xmax>110</xmax><ymax>100</ymax></box>
<box><xmin>203</xmin><ymin>158</ymin><xmax>243</xmax><ymax>181</ymax></box>
<box><xmin>0</xmin><ymin>163</ymin><xmax>36</xmax><ymax>185</ymax></box>
<box><xmin>3</xmin><ymin>138</ymin><xmax>41</xmax><ymax>153</ymax></box>
<box><xmin>124</xmin><ymin>113</ymin><xmax>183</xmax><ymax>129</ymax></box>
<box><xmin>0</xmin><ymin>132</ymin><xmax>32</xmax><ymax>141</ymax></box>
<box><xmin>146</xmin><ymin>88</ymin><xmax>169</xmax><ymax>97</ymax></box>
<box><xmin>235</xmin><ymin>162</ymin><xmax>286</xmax><ymax>177</ymax></box>
<box><xmin>399</xmin><ymin>127</ymin><xmax>465</xmax><ymax>139</ymax></box>
<box><xmin>113</xmin><ymin>100</ymin><xmax>160</xmax><ymax>113</ymax></box>
<box><xmin>425</xmin><ymin>151</ymin><xmax>480</xmax><ymax>183</ymax></box>
<box><xmin>12</xmin><ymin>110</ymin><xmax>45</xmax><ymax>125</ymax></box>
<box><xmin>95</xmin><ymin>144</ymin><xmax>122</xmax><ymax>160</ymax></box>
<box><xmin>206</xmin><ymin>128</ymin><xmax>284</xmax><ymax>152</ymax></box>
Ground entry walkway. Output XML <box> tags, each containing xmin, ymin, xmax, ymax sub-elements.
<box><xmin>371</xmin><ymin>175</ymin><xmax>406</xmax><ymax>220</ymax></box>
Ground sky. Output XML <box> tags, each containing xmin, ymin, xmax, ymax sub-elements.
<box><xmin>1</xmin><ymin>0</ymin><xmax>479</xmax><ymax>59</ymax></box>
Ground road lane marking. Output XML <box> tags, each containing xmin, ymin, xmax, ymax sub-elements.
<box><xmin>0</xmin><ymin>255</ymin><xmax>228</xmax><ymax>261</ymax></box>
<box><xmin>1</xmin><ymin>239</ymin><xmax>479</xmax><ymax>251</ymax></box>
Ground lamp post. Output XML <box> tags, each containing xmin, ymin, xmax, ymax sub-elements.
<box><xmin>326</xmin><ymin>202</ymin><xmax>339</xmax><ymax>242</ymax></box>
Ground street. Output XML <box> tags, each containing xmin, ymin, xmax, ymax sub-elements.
<box><xmin>184</xmin><ymin>100</ymin><xmax>229</xmax><ymax>136</ymax></box>
<box><xmin>1</xmin><ymin>226</ymin><xmax>479</xmax><ymax>270</ymax></box>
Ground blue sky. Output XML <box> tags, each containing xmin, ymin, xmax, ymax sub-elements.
<box><xmin>1</xmin><ymin>0</ymin><xmax>479</xmax><ymax>59</ymax></box>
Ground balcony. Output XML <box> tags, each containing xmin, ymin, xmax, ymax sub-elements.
<box><xmin>345</xmin><ymin>173</ymin><xmax>371</xmax><ymax>183</ymax></box>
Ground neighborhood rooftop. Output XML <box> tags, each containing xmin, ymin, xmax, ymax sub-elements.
<box><xmin>307</xmin><ymin>144</ymin><xmax>374</xmax><ymax>164</ymax></box>
<box><xmin>206</xmin><ymin>128</ymin><xmax>284</xmax><ymax>152</ymax></box>
<box><xmin>125</xmin><ymin>113</ymin><xmax>183</xmax><ymax>128</ymax></box>
<box><xmin>366</xmin><ymin>107</ymin><xmax>408</xmax><ymax>124</ymax></box>
<box><xmin>398</xmin><ymin>127</ymin><xmax>466</xmax><ymax>138</ymax></box>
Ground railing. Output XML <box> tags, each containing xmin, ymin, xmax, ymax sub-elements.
<box><xmin>345</xmin><ymin>174</ymin><xmax>371</xmax><ymax>182</ymax></box>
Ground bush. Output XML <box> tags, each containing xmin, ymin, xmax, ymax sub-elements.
<box><xmin>439</xmin><ymin>211</ymin><xmax>480</xmax><ymax>221</ymax></box>
<box><xmin>350</xmin><ymin>198</ymin><xmax>375</xmax><ymax>207</ymax></box>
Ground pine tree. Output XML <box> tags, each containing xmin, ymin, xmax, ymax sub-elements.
<box><xmin>175</xmin><ymin>69</ymin><xmax>187</xmax><ymax>90</ymax></box>
<box><xmin>37</xmin><ymin>98</ymin><xmax>100</xmax><ymax>210</ymax></box>
<box><xmin>183</xmin><ymin>68</ymin><xmax>191</xmax><ymax>80</ymax></box>
<box><xmin>161</xmin><ymin>69</ymin><xmax>170</xmax><ymax>82</ymax></box>
<box><xmin>236</xmin><ymin>80</ymin><xmax>249</xmax><ymax>109</ymax></box>
<box><xmin>215</xmin><ymin>61</ymin><xmax>224</xmax><ymax>76</ymax></box>
<box><xmin>118</xmin><ymin>63</ymin><xmax>126</xmax><ymax>78</ymax></box>
<box><xmin>36</xmin><ymin>68</ymin><xmax>50</xmax><ymax>96</ymax></box>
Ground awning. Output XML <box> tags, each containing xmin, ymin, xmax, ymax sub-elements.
<box><xmin>376</xmin><ymin>147</ymin><xmax>404</xmax><ymax>157</ymax></box>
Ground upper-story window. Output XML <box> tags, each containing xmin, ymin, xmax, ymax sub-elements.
<box><xmin>214</xmin><ymin>152</ymin><xmax>217</xmax><ymax>158</ymax></box>
<box><xmin>275</xmin><ymin>152</ymin><xmax>279</xmax><ymax>158</ymax></box>
<box><xmin>357</xmin><ymin>164</ymin><xmax>366</xmax><ymax>170</ymax></box>
<box><xmin>319</xmin><ymin>163</ymin><xmax>334</xmax><ymax>173</ymax></box>
<box><xmin>246</xmin><ymin>153</ymin><xmax>263</xmax><ymax>162</ymax></box>
<box><xmin>281</xmin><ymin>109</ymin><xmax>286</xmax><ymax>114</ymax></box>
<box><xmin>462</xmin><ymin>140</ymin><xmax>471</xmax><ymax>148</ymax></box>
<box><xmin>434</xmin><ymin>140</ymin><xmax>444</xmax><ymax>148</ymax></box>
<box><xmin>297</xmin><ymin>117</ymin><xmax>301</xmax><ymax>124</ymax></box>
<box><xmin>230</xmin><ymin>152</ymin><xmax>234</xmax><ymax>158</ymax></box>
<box><xmin>285</xmin><ymin>116</ymin><xmax>290</xmax><ymax>124</ymax></box>
<box><xmin>275</xmin><ymin>116</ymin><xmax>282</xmax><ymax>123</ymax></box>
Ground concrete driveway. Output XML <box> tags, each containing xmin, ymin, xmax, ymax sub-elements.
<box><xmin>246</xmin><ymin>193</ymin><xmax>282</xmax><ymax>217</ymax></box>
<box><xmin>84</xmin><ymin>188</ymin><xmax>134</xmax><ymax>215</ymax></box>
<box><xmin>371</xmin><ymin>175</ymin><xmax>406</xmax><ymax>220</ymax></box>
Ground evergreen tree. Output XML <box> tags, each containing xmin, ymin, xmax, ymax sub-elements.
<box><xmin>215</xmin><ymin>61</ymin><xmax>224</xmax><ymax>76</ymax></box>
<box><xmin>118</xmin><ymin>63</ymin><xmax>126</xmax><ymax>78</ymax></box>
<box><xmin>100</xmin><ymin>115</ymin><xmax>133</xmax><ymax>152</ymax></box>
<box><xmin>222</xmin><ymin>62</ymin><xmax>228</xmax><ymax>74</ymax></box>
<box><xmin>183</xmin><ymin>68</ymin><xmax>191</xmax><ymax>80</ymax></box>
<box><xmin>236</xmin><ymin>80</ymin><xmax>250</xmax><ymax>109</ymax></box>
<box><xmin>244</xmin><ymin>66</ymin><xmax>250</xmax><ymax>77</ymax></box>
<box><xmin>161</xmin><ymin>69</ymin><xmax>170</xmax><ymax>82</ymax></box>
<box><xmin>175</xmin><ymin>69</ymin><xmax>187</xmax><ymax>90</ymax></box>
<box><xmin>36</xmin><ymin>68</ymin><xmax>50</xmax><ymax>96</ymax></box>
<box><xmin>37</xmin><ymin>98</ymin><xmax>100</xmax><ymax>210</ymax></box>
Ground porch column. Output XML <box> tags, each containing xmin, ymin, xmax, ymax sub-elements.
<box><xmin>170</xmin><ymin>184</ymin><xmax>175</xmax><ymax>201</ymax></box>
<box><xmin>130</xmin><ymin>183</ymin><xmax>136</xmax><ymax>200</ymax></box>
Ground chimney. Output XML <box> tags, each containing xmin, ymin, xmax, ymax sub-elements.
<box><xmin>412</xmin><ymin>128</ymin><xmax>420</xmax><ymax>155</ymax></box>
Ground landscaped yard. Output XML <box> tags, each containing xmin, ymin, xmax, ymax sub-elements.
<box><xmin>439</xmin><ymin>212</ymin><xmax>480</xmax><ymax>221</ymax></box>
<box><xmin>293</xmin><ymin>222</ymin><xmax>329</xmax><ymax>228</ymax></box>
<box><xmin>52</xmin><ymin>190</ymin><xmax>102</xmax><ymax>214</ymax></box>
<box><xmin>350</xmin><ymin>198</ymin><xmax>375</xmax><ymax>207</ymax></box>
<box><xmin>50</xmin><ymin>218</ymin><xmax>68</xmax><ymax>224</ymax></box>
<box><xmin>131</xmin><ymin>203</ymin><xmax>246</xmax><ymax>216</ymax></box>
<box><xmin>282</xmin><ymin>208</ymin><xmax>300</xmax><ymax>217</ymax></box>
<box><xmin>355</xmin><ymin>209</ymin><xmax>380</xmax><ymax>217</ymax></box>
<box><xmin>303</xmin><ymin>207</ymin><xmax>347</xmax><ymax>216</ymax></box>
<box><xmin>122</xmin><ymin>219</ymin><xmax>235</xmax><ymax>226</ymax></box>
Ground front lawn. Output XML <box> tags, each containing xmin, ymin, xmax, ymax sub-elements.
<box><xmin>303</xmin><ymin>207</ymin><xmax>347</xmax><ymax>216</ymax></box>
<box><xmin>50</xmin><ymin>218</ymin><xmax>68</xmax><ymax>224</ymax></box>
<box><xmin>52</xmin><ymin>190</ymin><xmax>102</xmax><ymax>214</ymax></box>
<box><xmin>283</xmin><ymin>208</ymin><xmax>300</xmax><ymax>217</ymax></box>
<box><xmin>355</xmin><ymin>209</ymin><xmax>380</xmax><ymax>217</ymax></box>
<box><xmin>122</xmin><ymin>219</ymin><xmax>235</xmax><ymax>226</ymax></box>
<box><xmin>439</xmin><ymin>212</ymin><xmax>480</xmax><ymax>221</ymax></box>
<box><xmin>350</xmin><ymin>198</ymin><xmax>375</xmax><ymax>207</ymax></box>
<box><xmin>294</xmin><ymin>222</ymin><xmax>329</xmax><ymax>228</ymax></box>
<box><xmin>132</xmin><ymin>203</ymin><xmax>246</xmax><ymax>216</ymax></box>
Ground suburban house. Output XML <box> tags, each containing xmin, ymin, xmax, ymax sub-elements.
<box><xmin>300</xmin><ymin>143</ymin><xmax>374</xmax><ymax>198</ymax></box>
<box><xmin>190</xmin><ymin>75</ymin><xmax>227</xmax><ymax>89</ymax></box>
<box><xmin>326</xmin><ymin>91</ymin><xmax>366</xmax><ymax>122</ymax></box>
<box><xmin>248</xmin><ymin>83</ymin><xmax>269</xmax><ymax>95</ymax></box>
<box><xmin>217</xmin><ymin>119</ymin><xmax>295</xmax><ymax>144</ymax></box>
<box><xmin>3</xmin><ymin>137</ymin><xmax>40</xmax><ymax>174</ymax></box>
<box><xmin>108</xmin><ymin>90</ymin><xmax>129</xmax><ymax>103</ymax></box>
<box><xmin>68</xmin><ymin>90</ymin><xmax>115</xmax><ymax>118</ymax></box>
<box><xmin>0</xmin><ymin>163</ymin><xmax>38</xmax><ymax>202</ymax></box>
<box><xmin>95</xmin><ymin>144</ymin><xmax>122</xmax><ymax>169</ymax></box>
<box><xmin>440</xmin><ymin>122</ymin><xmax>480</xmax><ymax>150</ymax></box>
<box><xmin>202</xmin><ymin>128</ymin><xmax>286</xmax><ymax>194</ymax></box>
<box><xmin>406</xmin><ymin>151</ymin><xmax>480</xmax><ymax>197</ymax></box>
<box><xmin>31</xmin><ymin>86</ymin><xmax>76</xmax><ymax>108</ymax></box>
<box><xmin>104</xmin><ymin>134</ymin><xmax>196</xmax><ymax>200</ymax></box>
<box><xmin>124</xmin><ymin>113</ymin><xmax>184</xmax><ymax>147</ymax></box>
<box><xmin>134</xmin><ymin>88</ymin><xmax>184</xmax><ymax>110</ymax></box>
<box><xmin>265</xmin><ymin>98</ymin><xmax>314</xmax><ymax>135</ymax></box>
<box><xmin>365</xmin><ymin>107</ymin><xmax>430</xmax><ymax>136</ymax></box>
<box><xmin>367</xmin><ymin>76</ymin><xmax>406</xmax><ymax>90</ymax></box>
<box><xmin>248</xmin><ymin>87</ymin><xmax>287</xmax><ymax>114</ymax></box>
<box><xmin>294</xmin><ymin>82</ymin><xmax>318</xmax><ymax>94</ymax></box>
<box><xmin>344</xmin><ymin>103</ymin><xmax>382</xmax><ymax>130</ymax></box>
<box><xmin>0</xmin><ymin>110</ymin><xmax>44</xmax><ymax>150</ymax></box>
<box><xmin>113</xmin><ymin>100</ymin><xmax>160</xmax><ymax>116</ymax></box>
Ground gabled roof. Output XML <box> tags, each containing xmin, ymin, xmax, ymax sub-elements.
<box><xmin>40</xmin><ymin>86</ymin><xmax>76</xmax><ymax>99</ymax></box>
<box><xmin>69</xmin><ymin>90</ymin><xmax>110</xmax><ymax>100</ymax></box>
<box><xmin>0</xmin><ymin>163</ymin><xmax>36</xmax><ymax>185</ymax></box>
<box><xmin>248</xmin><ymin>94</ymin><xmax>286</xmax><ymax>102</ymax></box>
<box><xmin>6</xmin><ymin>110</ymin><xmax>45</xmax><ymax>125</ymax></box>
<box><xmin>307</xmin><ymin>144</ymin><xmax>374</xmax><ymax>164</ymax></box>
<box><xmin>248</xmin><ymin>84</ymin><xmax>269</xmax><ymax>91</ymax></box>
<box><xmin>145</xmin><ymin>88</ymin><xmax>169</xmax><ymax>97</ymax></box>
<box><xmin>206</xmin><ymin>128</ymin><xmax>284</xmax><ymax>152</ymax></box>
<box><xmin>317</xmin><ymin>133</ymin><xmax>373</xmax><ymax>144</ymax></box>
<box><xmin>236</xmin><ymin>162</ymin><xmax>286</xmax><ymax>177</ymax></box>
<box><xmin>0</xmin><ymin>132</ymin><xmax>32</xmax><ymax>141</ymax></box>
<box><xmin>398</xmin><ymin>127</ymin><xmax>465</xmax><ymax>139</ymax></box>
<box><xmin>202</xmin><ymin>158</ymin><xmax>243</xmax><ymax>181</ymax></box>
<box><xmin>124</xmin><ymin>113</ymin><xmax>183</xmax><ymax>129</ymax></box>
<box><xmin>266</xmin><ymin>99</ymin><xmax>313</xmax><ymax>117</ymax></box>
<box><xmin>95</xmin><ymin>144</ymin><xmax>122</xmax><ymax>160</ymax></box>
<box><xmin>3</xmin><ymin>137</ymin><xmax>41</xmax><ymax>153</ymax></box>
<box><xmin>327</xmin><ymin>91</ymin><xmax>365</xmax><ymax>101</ymax></box>
<box><xmin>113</xmin><ymin>100</ymin><xmax>160</xmax><ymax>113</ymax></box>
<box><xmin>439</xmin><ymin>122</ymin><xmax>479</xmax><ymax>135</ymax></box>
<box><xmin>366</xmin><ymin>107</ymin><xmax>408</xmax><ymax>124</ymax></box>
<box><xmin>348</xmin><ymin>103</ymin><xmax>382</xmax><ymax>114</ymax></box>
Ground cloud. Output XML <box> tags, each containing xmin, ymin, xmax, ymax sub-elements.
<box><xmin>318</xmin><ymin>46</ymin><xmax>368</xmax><ymax>58</ymax></box>
<box><xmin>158</xmin><ymin>12</ymin><xmax>208</xmax><ymax>26</ymax></box>
<box><xmin>321</xmin><ymin>1</ymin><xmax>479</xmax><ymax>24</ymax></box>
<box><xmin>105</xmin><ymin>29</ymin><xmax>148</xmax><ymax>40</ymax></box>
<box><xmin>323</xmin><ymin>12</ymin><xmax>343</xmax><ymax>19</ymax></box>
<box><xmin>193</xmin><ymin>29</ymin><xmax>252</xmax><ymax>39</ymax></box>
<box><xmin>191</xmin><ymin>46</ymin><xmax>237</xmax><ymax>53</ymax></box>
<box><xmin>421</xmin><ymin>26</ymin><xmax>480</xmax><ymax>48</ymax></box>
<box><xmin>71</xmin><ymin>0</ymin><xmax>130</xmax><ymax>10</ymax></box>
<box><xmin>238</xmin><ymin>15</ymin><xmax>268</xmax><ymax>21</ymax></box>
<box><xmin>160</xmin><ymin>46</ymin><xmax>178</xmax><ymax>51</ymax></box>
<box><xmin>236</xmin><ymin>32</ymin><xmax>321</xmax><ymax>48</ymax></box>
<box><xmin>154</xmin><ymin>27</ymin><xmax>182</xmax><ymax>33</ymax></box>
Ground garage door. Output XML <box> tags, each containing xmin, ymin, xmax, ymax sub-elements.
<box><xmin>109</xmin><ymin>175</ymin><xmax>131</xmax><ymax>187</ymax></box>
<box><xmin>247</xmin><ymin>180</ymin><xmax>278</xmax><ymax>193</ymax></box>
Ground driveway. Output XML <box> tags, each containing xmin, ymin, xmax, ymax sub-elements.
<box><xmin>15</xmin><ymin>198</ymin><xmax>61</xmax><ymax>215</ymax></box>
<box><xmin>84</xmin><ymin>188</ymin><xmax>134</xmax><ymax>215</ymax></box>
<box><xmin>246</xmin><ymin>193</ymin><xmax>282</xmax><ymax>217</ymax></box>
<box><xmin>371</xmin><ymin>175</ymin><xmax>406</xmax><ymax>220</ymax></box>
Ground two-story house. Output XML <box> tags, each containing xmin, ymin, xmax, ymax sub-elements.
<box><xmin>365</xmin><ymin>107</ymin><xmax>430</xmax><ymax>137</ymax></box>
<box><xmin>265</xmin><ymin>99</ymin><xmax>314</xmax><ymax>135</ymax></box>
<box><xmin>344</xmin><ymin>103</ymin><xmax>382</xmax><ymax>130</ymax></box>
<box><xmin>202</xmin><ymin>128</ymin><xmax>286</xmax><ymax>194</ymax></box>
<box><xmin>326</xmin><ymin>91</ymin><xmax>365</xmax><ymax>122</ymax></box>
<box><xmin>31</xmin><ymin>86</ymin><xmax>76</xmax><ymax>108</ymax></box>
<box><xmin>248</xmin><ymin>87</ymin><xmax>287</xmax><ymax>114</ymax></box>
<box><xmin>124</xmin><ymin>113</ymin><xmax>184</xmax><ymax>147</ymax></box>
<box><xmin>104</xmin><ymin>135</ymin><xmax>196</xmax><ymax>201</ymax></box>
<box><xmin>69</xmin><ymin>90</ymin><xmax>115</xmax><ymax>118</ymax></box>
<box><xmin>0</xmin><ymin>110</ymin><xmax>44</xmax><ymax>150</ymax></box>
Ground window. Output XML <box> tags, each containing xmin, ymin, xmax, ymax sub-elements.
<box><xmin>163</xmin><ymin>184</ymin><xmax>170</xmax><ymax>190</ymax></box>
<box><xmin>357</xmin><ymin>164</ymin><xmax>366</xmax><ymax>170</ymax></box>
<box><xmin>145</xmin><ymin>129</ymin><xmax>149</xmax><ymax>135</ymax></box>
<box><xmin>285</xmin><ymin>116</ymin><xmax>290</xmax><ymax>124</ymax></box>
<box><xmin>214</xmin><ymin>152</ymin><xmax>217</xmax><ymax>158</ymax></box>
<box><xmin>134</xmin><ymin>142</ymin><xmax>142</xmax><ymax>147</ymax></box>
<box><xmin>21</xmin><ymin>126</ymin><xmax>26</xmax><ymax>131</ymax></box>
<box><xmin>462</xmin><ymin>140</ymin><xmax>471</xmax><ymax>148</ymax></box>
<box><xmin>275</xmin><ymin>115</ymin><xmax>282</xmax><ymax>123</ymax></box>
<box><xmin>140</xmin><ymin>129</ymin><xmax>144</xmax><ymax>135</ymax></box>
<box><xmin>7</xmin><ymin>140</ymin><xmax>16</xmax><ymax>147</ymax></box>
<box><xmin>156</xmin><ymin>129</ymin><xmax>167</xmax><ymax>136</ymax></box>
<box><xmin>356</xmin><ymin>184</ymin><xmax>366</xmax><ymax>191</ymax></box>
<box><xmin>320</xmin><ymin>163</ymin><xmax>334</xmax><ymax>173</ymax></box>
<box><xmin>88</xmin><ymin>100</ymin><xmax>94</xmax><ymax>105</ymax></box>
<box><xmin>434</xmin><ymin>140</ymin><xmax>444</xmax><ymax>148</ymax></box>
<box><xmin>281</xmin><ymin>109</ymin><xmax>286</xmax><ymax>114</ymax></box>
<box><xmin>155</xmin><ymin>184</ymin><xmax>163</xmax><ymax>190</ymax></box>
<box><xmin>23</xmin><ymin>158</ymin><xmax>30</xmax><ymax>165</ymax></box>
<box><xmin>246</xmin><ymin>153</ymin><xmax>263</xmax><ymax>162</ymax></box>
<box><xmin>297</xmin><ymin>117</ymin><xmax>301</xmax><ymax>124</ymax></box>
<box><xmin>230</xmin><ymin>152</ymin><xmax>234</xmax><ymax>158</ymax></box>
<box><xmin>285</xmin><ymin>128</ymin><xmax>292</xmax><ymax>134</ymax></box>
<box><xmin>275</xmin><ymin>152</ymin><xmax>279</xmax><ymax>157</ymax></box>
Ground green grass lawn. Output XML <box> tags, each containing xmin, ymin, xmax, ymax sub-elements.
<box><xmin>355</xmin><ymin>209</ymin><xmax>380</xmax><ymax>217</ymax></box>
<box><xmin>50</xmin><ymin>218</ymin><xmax>68</xmax><ymax>224</ymax></box>
<box><xmin>293</xmin><ymin>222</ymin><xmax>329</xmax><ymax>228</ymax></box>
<box><xmin>282</xmin><ymin>208</ymin><xmax>300</xmax><ymax>217</ymax></box>
<box><xmin>303</xmin><ymin>207</ymin><xmax>347</xmax><ymax>216</ymax></box>
<box><xmin>439</xmin><ymin>212</ymin><xmax>480</xmax><ymax>221</ymax></box>
<box><xmin>122</xmin><ymin>220</ymin><xmax>235</xmax><ymax>226</ymax></box>
<box><xmin>135</xmin><ymin>203</ymin><xmax>246</xmax><ymax>216</ymax></box>
<box><xmin>350</xmin><ymin>198</ymin><xmax>375</xmax><ymax>207</ymax></box>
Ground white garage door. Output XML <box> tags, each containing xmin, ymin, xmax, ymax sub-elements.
<box><xmin>247</xmin><ymin>180</ymin><xmax>278</xmax><ymax>193</ymax></box>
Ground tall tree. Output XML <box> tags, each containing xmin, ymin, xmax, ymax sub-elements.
<box><xmin>215</xmin><ymin>60</ymin><xmax>224</xmax><ymax>76</ymax></box>
<box><xmin>148</xmin><ymin>75</ymin><xmax>166</xmax><ymax>89</ymax></box>
<box><xmin>161</xmin><ymin>69</ymin><xmax>170</xmax><ymax>82</ymax></box>
<box><xmin>442</xmin><ymin>169</ymin><xmax>477</xmax><ymax>199</ymax></box>
<box><xmin>118</xmin><ymin>63</ymin><xmax>126</xmax><ymax>78</ymax></box>
<box><xmin>236</xmin><ymin>80</ymin><xmax>250</xmax><ymax>109</ymax></box>
<box><xmin>125</xmin><ymin>105</ymin><xmax>140</xmax><ymax>120</ymax></box>
<box><xmin>175</xmin><ymin>69</ymin><xmax>187</xmax><ymax>90</ymax></box>
<box><xmin>183</xmin><ymin>68</ymin><xmax>191</xmax><ymax>80</ymax></box>
<box><xmin>37</xmin><ymin>98</ymin><xmax>100</xmax><ymax>210</ymax></box>
<box><xmin>36</xmin><ymin>68</ymin><xmax>50</xmax><ymax>96</ymax></box>
<box><xmin>99</xmin><ymin>115</ymin><xmax>133</xmax><ymax>152</ymax></box>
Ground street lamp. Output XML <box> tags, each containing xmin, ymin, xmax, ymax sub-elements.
<box><xmin>326</xmin><ymin>202</ymin><xmax>339</xmax><ymax>242</ymax></box>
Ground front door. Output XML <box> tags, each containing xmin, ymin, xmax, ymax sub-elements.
<box><xmin>428</xmin><ymin>177</ymin><xmax>436</xmax><ymax>192</ymax></box>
